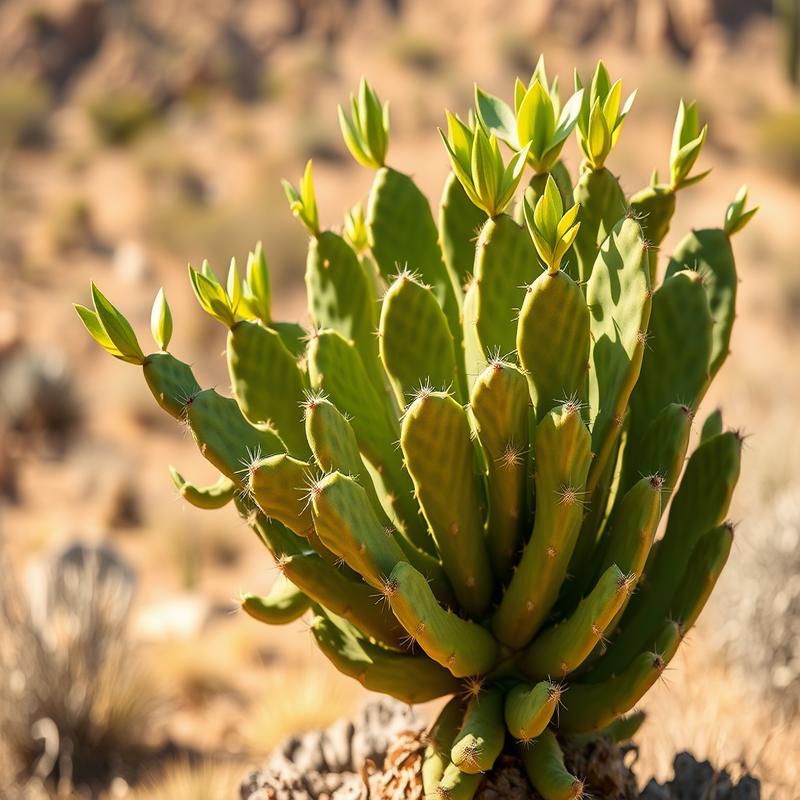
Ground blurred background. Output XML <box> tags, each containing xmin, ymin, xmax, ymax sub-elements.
<box><xmin>0</xmin><ymin>0</ymin><xmax>799</xmax><ymax>797</ymax></box>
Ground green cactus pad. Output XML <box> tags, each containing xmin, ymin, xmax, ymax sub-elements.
<box><xmin>272</xmin><ymin>320</ymin><xmax>309</xmax><ymax>360</ymax></box>
<box><xmin>311</xmin><ymin>471</ymin><xmax>405</xmax><ymax>589</ymax></box>
<box><xmin>668</xmin><ymin>523</ymin><xmax>733</xmax><ymax>634</ymax></box>
<box><xmin>700</xmin><ymin>408</ymin><xmax>723</xmax><ymax>443</ymax></box>
<box><xmin>366</xmin><ymin>166</ymin><xmax>465</xmax><ymax>395</ymax></box>
<box><xmin>311</xmin><ymin>610</ymin><xmax>460</xmax><ymax>704</ymax></box>
<box><xmin>240</xmin><ymin>578</ymin><xmax>310</xmax><ymax>625</ymax></box>
<box><xmin>504</xmin><ymin>681</ymin><xmax>560</xmax><ymax>742</ymax></box>
<box><xmin>627</xmin><ymin>270</ymin><xmax>713</xmax><ymax>447</ymax></box>
<box><xmin>242</xmin><ymin>506</ymin><xmax>307</xmax><ymax>559</ymax></box>
<box><xmin>593</xmin><ymin>431</ymin><xmax>740</xmax><ymax>678</ymax></box>
<box><xmin>629</xmin><ymin>184</ymin><xmax>676</xmax><ymax>284</ymax></box>
<box><xmin>462</xmin><ymin>280</ymin><xmax>486</xmax><ymax>389</ymax></box>
<box><xmin>308</xmin><ymin>330</ymin><xmax>399</xmax><ymax>458</ymax></box>
<box><xmin>306</xmin><ymin>230</ymin><xmax>384</xmax><ymax>393</ymax></box>
<box><xmin>595</xmin><ymin>476</ymin><xmax>663</xmax><ymax>584</ymax></box>
<box><xmin>186</xmin><ymin>389</ymin><xmax>284</xmax><ymax>484</ymax></box>
<box><xmin>388</xmin><ymin>562</ymin><xmax>498</xmax><ymax>678</ymax></box>
<box><xmin>227</xmin><ymin>320</ymin><xmax>309</xmax><ymax>458</ymax></box>
<box><xmin>630</xmin><ymin>185</ymin><xmax>676</xmax><ymax>250</ymax></box>
<box><xmin>470</xmin><ymin>360</ymin><xmax>531</xmax><ymax>578</ymax></box>
<box><xmin>558</xmin><ymin>621</ymin><xmax>681</xmax><ymax>734</ymax></box>
<box><xmin>585</xmin><ymin>216</ymin><xmax>651</xmax><ymax>489</ymax></box>
<box><xmin>517</xmin><ymin>271</ymin><xmax>590</xmax><ymax>421</ymax></box>
<box><xmin>474</xmin><ymin>214</ymin><xmax>536</xmax><ymax>361</ymax></box>
<box><xmin>308</xmin><ymin>329</ymin><xmax>431</xmax><ymax>553</ymax></box>
<box><xmin>666</xmin><ymin>227</ymin><xmax>737</xmax><ymax>380</ymax></box>
<box><xmin>573</xmin><ymin>166</ymin><xmax>627</xmax><ymax>285</ymax></box>
<box><xmin>423</xmin><ymin>697</ymin><xmax>466</xmax><ymax>796</ymax></box>
<box><xmin>567</xmin><ymin>711</ymin><xmax>646</xmax><ymax>745</ymax></box>
<box><xmin>562</xmin><ymin>432</ymin><xmax>625</xmax><ymax>604</ymax></box>
<box><xmin>379</xmin><ymin>272</ymin><xmax>460</xmax><ymax>405</ymax></box>
<box><xmin>434</xmin><ymin>763</ymin><xmax>483</xmax><ymax>800</ymax></box>
<box><xmin>169</xmin><ymin>466</ymin><xmax>236</xmax><ymax>510</ymax></box>
<box><xmin>281</xmin><ymin>552</ymin><xmax>405</xmax><ymax>648</ymax></box>
<box><xmin>493</xmin><ymin>403</ymin><xmax>592</xmax><ymax>649</ymax></box>
<box><xmin>142</xmin><ymin>352</ymin><xmax>201</xmax><ymax>419</ymax></box>
<box><xmin>400</xmin><ymin>392</ymin><xmax>493</xmax><ymax>616</ymax></box>
<box><xmin>607</xmin><ymin>712</ymin><xmax>647</xmax><ymax>742</ymax></box>
<box><xmin>522</xmin><ymin>729</ymin><xmax>584</xmax><ymax>800</ymax></box>
<box><xmin>248</xmin><ymin>453</ymin><xmax>314</xmax><ymax>537</ymax></box>
<box><xmin>439</xmin><ymin>171</ymin><xmax>487</xmax><ymax>290</ymax></box>
<box><xmin>552</xmin><ymin>163</ymin><xmax>575</xmax><ymax>207</ymax></box>
<box><xmin>520</xmin><ymin>565</ymin><xmax>630</xmax><ymax>679</ymax></box>
<box><xmin>617</xmin><ymin>402</ymin><xmax>693</xmax><ymax>501</ymax></box>
<box><xmin>303</xmin><ymin>395</ymin><xmax>384</xmax><ymax>514</ymax></box>
<box><xmin>451</xmin><ymin>687</ymin><xmax>505</xmax><ymax>774</ymax></box>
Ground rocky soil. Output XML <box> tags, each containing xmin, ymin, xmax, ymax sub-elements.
<box><xmin>240</xmin><ymin>701</ymin><xmax>761</xmax><ymax>800</ymax></box>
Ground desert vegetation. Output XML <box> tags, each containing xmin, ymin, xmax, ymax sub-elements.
<box><xmin>1</xmin><ymin>1</ymin><xmax>799</xmax><ymax>798</ymax></box>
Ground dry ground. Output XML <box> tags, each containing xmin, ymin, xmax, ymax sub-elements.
<box><xmin>1</xmin><ymin>2</ymin><xmax>799</xmax><ymax>797</ymax></box>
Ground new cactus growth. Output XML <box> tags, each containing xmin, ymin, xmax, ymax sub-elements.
<box><xmin>76</xmin><ymin>60</ymin><xmax>755</xmax><ymax>800</ymax></box>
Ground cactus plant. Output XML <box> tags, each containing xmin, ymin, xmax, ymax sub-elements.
<box><xmin>76</xmin><ymin>60</ymin><xmax>755</xmax><ymax>800</ymax></box>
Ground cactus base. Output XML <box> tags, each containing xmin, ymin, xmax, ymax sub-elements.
<box><xmin>241</xmin><ymin>701</ymin><xmax>763</xmax><ymax>799</ymax></box>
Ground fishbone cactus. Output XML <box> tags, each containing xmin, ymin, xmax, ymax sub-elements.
<box><xmin>77</xmin><ymin>60</ymin><xmax>755</xmax><ymax>800</ymax></box>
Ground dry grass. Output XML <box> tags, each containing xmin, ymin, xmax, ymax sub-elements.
<box><xmin>0</xmin><ymin>3</ymin><xmax>798</xmax><ymax>795</ymax></box>
<box><xmin>0</xmin><ymin>540</ymin><xmax>156</xmax><ymax>794</ymax></box>
<box><xmin>635</xmin><ymin>632</ymin><xmax>800</xmax><ymax>799</ymax></box>
<box><xmin>131</xmin><ymin>758</ymin><xmax>244</xmax><ymax>800</ymax></box>
<box><xmin>145</xmin><ymin>632</ymin><xmax>245</xmax><ymax>710</ymax></box>
<box><xmin>244</xmin><ymin>661</ymin><xmax>361</xmax><ymax>754</ymax></box>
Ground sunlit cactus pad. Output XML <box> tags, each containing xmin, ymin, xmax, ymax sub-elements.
<box><xmin>77</xmin><ymin>59</ymin><xmax>755</xmax><ymax>800</ymax></box>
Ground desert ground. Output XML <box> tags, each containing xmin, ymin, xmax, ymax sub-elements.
<box><xmin>1</xmin><ymin>1</ymin><xmax>799</xmax><ymax>797</ymax></box>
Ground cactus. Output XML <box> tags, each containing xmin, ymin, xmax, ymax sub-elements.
<box><xmin>76</xmin><ymin>60</ymin><xmax>755</xmax><ymax>800</ymax></box>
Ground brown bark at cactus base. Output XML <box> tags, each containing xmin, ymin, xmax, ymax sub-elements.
<box><xmin>239</xmin><ymin>699</ymin><xmax>639</xmax><ymax>800</ymax></box>
<box><xmin>363</xmin><ymin>731</ymin><xmax>639</xmax><ymax>800</ymax></box>
<box><xmin>240</xmin><ymin>700</ymin><xmax>761</xmax><ymax>800</ymax></box>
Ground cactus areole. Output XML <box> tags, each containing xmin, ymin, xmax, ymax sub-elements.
<box><xmin>77</xmin><ymin>60</ymin><xmax>754</xmax><ymax>799</ymax></box>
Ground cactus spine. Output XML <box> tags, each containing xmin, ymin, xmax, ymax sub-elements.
<box><xmin>77</xmin><ymin>59</ymin><xmax>755</xmax><ymax>800</ymax></box>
